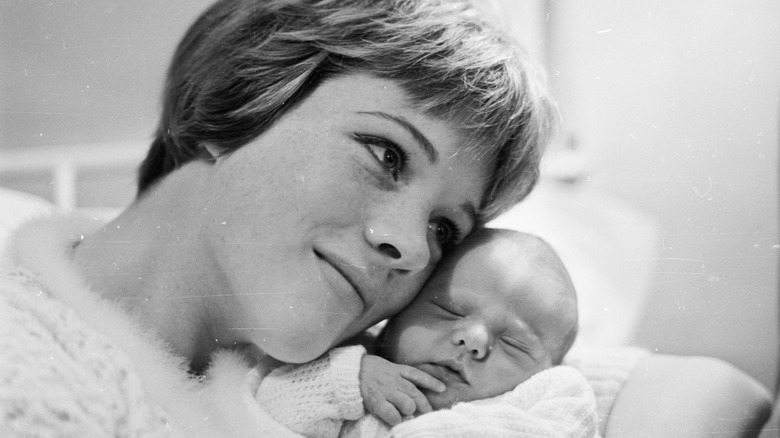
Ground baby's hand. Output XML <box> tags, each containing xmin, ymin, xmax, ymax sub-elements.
<box><xmin>359</xmin><ymin>355</ymin><xmax>445</xmax><ymax>426</ymax></box>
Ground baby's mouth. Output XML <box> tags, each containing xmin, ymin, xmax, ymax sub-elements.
<box><xmin>418</xmin><ymin>361</ymin><xmax>468</xmax><ymax>386</ymax></box>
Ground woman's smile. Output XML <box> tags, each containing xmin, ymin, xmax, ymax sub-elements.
<box><xmin>314</xmin><ymin>249</ymin><xmax>365</xmax><ymax>313</ymax></box>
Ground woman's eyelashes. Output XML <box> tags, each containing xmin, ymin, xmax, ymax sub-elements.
<box><xmin>354</xmin><ymin>133</ymin><xmax>463</xmax><ymax>251</ymax></box>
<box><xmin>428</xmin><ymin>219</ymin><xmax>461</xmax><ymax>250</ymax></box>
<box><xmin>353</xmin><ymin>134</ymin><xmax>409</xmax><ymax>181</ymax></box>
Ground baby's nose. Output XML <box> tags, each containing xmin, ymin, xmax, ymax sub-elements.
<box><xmin>454</xmin><ymin>322</ymin><xmax>490</xmax><ymax>360</ymax></box>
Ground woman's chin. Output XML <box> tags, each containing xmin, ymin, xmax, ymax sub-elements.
<box><xmin>256</xmin><ymin>333</ymin><xmax>332</xmax><ymax>364</ymax></box>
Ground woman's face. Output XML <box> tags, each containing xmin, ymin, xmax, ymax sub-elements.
<box><xmin>202</xmin><ymin>73</ymin><xmax>492</xmax><ymax>363</ymax></box>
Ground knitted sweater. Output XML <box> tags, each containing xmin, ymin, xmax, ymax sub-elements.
<box><xmin>256</xmin><ymin>345</ymin><xmax>603</xmax><ymax>437</ymax></box>
<box><xmin>0</xmin><ymin>214</ymin><xmax>302</xmax><ymax>437</ymax></box>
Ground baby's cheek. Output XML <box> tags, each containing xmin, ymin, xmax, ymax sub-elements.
<box><xmin>480</xmin><ymin>362</ymin><xmax>531</xmax><ymax>399</ymax></box>
<box><xmin>423</xmin><ymin>388</ymin><xmax>461</xmax><ymax>411</ymax></box>
<box><xmin>383</xmin><ymin>323</ymin><xmax>426</xmax><ymax>363</ymax></box>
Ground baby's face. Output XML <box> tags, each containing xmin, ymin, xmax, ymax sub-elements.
<box><xmin>380</xmin><ymin>234</ymin><xmax>575</xmax><ymax>409</ymax></box>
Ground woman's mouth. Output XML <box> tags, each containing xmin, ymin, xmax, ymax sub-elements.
<box><xmin>314</xmin><ymin>250</ymin><xmax>366</xmax><ymax>310</ymax></box>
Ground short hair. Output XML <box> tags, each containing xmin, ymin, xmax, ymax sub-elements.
<box><xmin>138</xmin><ymin>0</ymin><xmax>558</xmax><ymax>223</ymax></box>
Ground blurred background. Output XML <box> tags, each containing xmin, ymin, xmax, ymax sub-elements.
<box><xmin>1</xmin><ymin>0</ymin><xmax>778</xmax><ymax>413</ymax></box>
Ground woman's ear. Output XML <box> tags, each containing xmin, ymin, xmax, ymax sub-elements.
<box><xmin>203</xmin><ymin>143</ymin><xmax>222</xmax><ymax>162</ymax></box>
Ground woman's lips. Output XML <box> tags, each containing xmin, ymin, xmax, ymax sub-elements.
<box><xmin>314</xmin><ymin>250</ymin><xmax>365</xmax><ymax>310</ymax></box>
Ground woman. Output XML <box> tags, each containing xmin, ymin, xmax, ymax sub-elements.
<box><xmin>1</xmin><ymin>0</ymin><xmax>556</xmax><ymax>435</ymax></box>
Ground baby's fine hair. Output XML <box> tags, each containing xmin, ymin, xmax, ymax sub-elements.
<box><xmin>138</xmin><ymin>0</ymin><xmax>559</xmax><ymax>222</ymax></box>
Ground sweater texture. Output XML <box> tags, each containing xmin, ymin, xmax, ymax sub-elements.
<box><xmin>0</xmin><ymin>214</ymin><xmax>301</xmax><ymax>437</ymax></box>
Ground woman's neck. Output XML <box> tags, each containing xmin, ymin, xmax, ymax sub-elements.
<box><xmin>72</xmin><ymin>161</ymin><xmax>225</xmax><ymax>366</ymax></box>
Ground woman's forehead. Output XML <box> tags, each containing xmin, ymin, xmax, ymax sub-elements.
<box><xmin>305</xmin><ymin>75</ymin><xmax>470</xmax><ymax>142</ymax></box>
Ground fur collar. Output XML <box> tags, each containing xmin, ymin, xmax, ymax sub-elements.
<box><xmin>8</xmin><ymin>213</ymin><xmax>298</xmax><ymax>437</ymax></box>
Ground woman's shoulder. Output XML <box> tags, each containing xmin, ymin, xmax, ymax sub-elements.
<box><xmin>0</xmin><ymin>256</ymin><xmax>75</xmax><ymax>333</ymax></box>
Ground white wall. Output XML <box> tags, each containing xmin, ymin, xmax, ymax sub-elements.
<box><xmin>0</xmin><ymin>1</ymin><xmax>212</xmax><ymax>150</ymax></box>
<box><xmin>545</xmin><ymin>0</ymin><xmax>779</xmax><ymax>390</ymax></box>
<box><xmin>0</xmin><ymin>1</ymin><xmax>212</xmax><ymax>207</ymax></box>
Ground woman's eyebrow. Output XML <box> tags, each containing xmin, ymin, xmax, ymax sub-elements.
<box><xmin>357</xmin><ymin>111</ymin><xmax>438</xmax><ymax>163</ymax></box>
<box><xmin>358</xmin><ymin>110</ymin><xmax>478</xmax><ymax>228</ymax></box>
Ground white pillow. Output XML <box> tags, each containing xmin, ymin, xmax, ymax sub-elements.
<box><xmin>0</xmin><ymin>188</ymin><xmax>56</xmax><ymax>252</ymax></box>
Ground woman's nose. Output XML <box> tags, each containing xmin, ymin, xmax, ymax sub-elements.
<box><xmin>364</xmin><ymin>209</ymin><xmax>431</xmax><ymax>273</ymax></box>
<box><xmin>365</xmin><ymin>222</ymin><xmax>430</xmax><ymax>272</ymax></box>
<box><xmin>453</xmin><ymin>321</ymin><xmax>491</xmax><ymax>360</ymax></box>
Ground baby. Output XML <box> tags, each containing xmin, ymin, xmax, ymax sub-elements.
<box><xmin>255</xmin><ymin>228</ymin><xmax>596</xmax><ymax>437</ymax></box>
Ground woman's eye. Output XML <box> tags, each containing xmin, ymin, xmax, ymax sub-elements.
<box><xmin>428</xmin><ymin>219</ymin><xmax>461</xmax><ymax>250</ymax></box>
<box><xmin>354</xmin><ymin>134</ymin><xmax>408</xmax><ymax>180</ymax></box>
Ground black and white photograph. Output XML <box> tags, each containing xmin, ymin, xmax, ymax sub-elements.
<box><xmin>1</xmin><ymin>1</ymin><xmax>777</xmax><ymax>436</ymax></box>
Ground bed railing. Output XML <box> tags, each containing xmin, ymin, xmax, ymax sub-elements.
<box><xmin>0</xmin><ymin>141</ymin><xmax>147</xmax><ymax>210</ymax></box>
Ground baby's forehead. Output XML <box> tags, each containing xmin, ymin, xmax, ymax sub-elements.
<box><xmin>456</xmin><ymin>233</ymin><xmax>562</xmax><ymax>275</ymax></box>
<box><xmin>447</xmin><ymin>233</ymin><xmax>575</xmax><ymax>314</ymax></box>
<box><xmin>456</xmin><ymin>228</ymin><xmax>550</xmax><ymax>256</ymax></box>
<box><xmin>487</xmin><ymin>232</ymin><xmax>554</xmax><ymax>258</ymax></box>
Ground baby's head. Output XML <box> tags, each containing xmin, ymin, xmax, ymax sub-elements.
<box><xmin>378</xmin><ymin>228</ymin><xmax>578</xmax><ymax>409</ymax></box>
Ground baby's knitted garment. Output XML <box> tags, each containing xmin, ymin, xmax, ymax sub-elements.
<box><xmin>382</xmin><ymin>366</ymin><xmax>598</xmax><ymax>438</ymax></box>
<box><xmin>256</xmin><ymin>345</ymin><xmax>600</xmax><ymax>438</ymax></box>
<box><xmin>257</xmin><ymin>346</ymin><xmax>366</xmax><ymax>437</ymax></box>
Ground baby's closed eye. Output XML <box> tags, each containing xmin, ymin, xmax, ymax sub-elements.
<box><xmin>499</xmin><ymin>337</ymin><xmax>532</xmax><ymax>357</ymax></box>
<box><xmin>429</xmin><ymin>301</ymin><xmax>462</xmax><ymax>319</ymax></box>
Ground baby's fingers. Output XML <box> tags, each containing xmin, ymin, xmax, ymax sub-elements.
<box><xmin>397</xmin><ymin>383</ymin><xmax>434</xmax><ymax>415</ymax></box>
<box><xmin>383</xmin><ymin>377</ymin><xmax>434</xmax><ymax>415</ymax></box>
<box><xmin>400</xmin><ymin>366</ymin><xmax>446</xmax><ymax>393</ymax></box>
<box><xmin>373</xmin><ymin>399</ymin><xmax>404</xmax><ymax>426</ymax></box>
